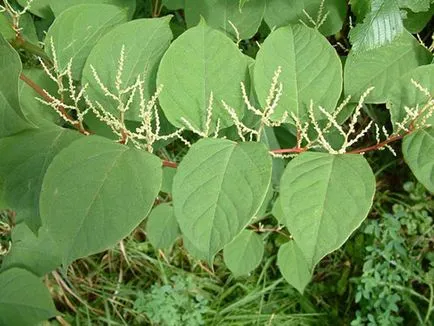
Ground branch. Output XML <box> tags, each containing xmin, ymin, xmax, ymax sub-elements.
<box><xmin>20</xmin><ymin>73</ymin><xmax>89</xmax><ymax>135</ymax></box>
<box><xmin>348</xmin><ymin>134</ymin><xmax>405</xmax><ymax>154</ymax></box>
<box><xmin>271</xmin><ymin>147</ymin><xmax>307</xmax><ymax>154</ymax></box>
<box><xmin>162</xmin><ymin>160</ymin><xmax>177</xmax><ymax>168</ymax></box>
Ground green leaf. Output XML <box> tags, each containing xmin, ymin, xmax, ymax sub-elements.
<box><xmin>82</xmin><ymin>17</ymin><xmax>173</xmax><ymax>121</ymax></box>
<box><xmin>0</xmin><ymin>128</ymin><xmax>81</xmax><ymax>231</ymax></box>
<box><xmin>271</xmin><ymin>196</ymin><xmax>284</xmax><ymax>224</ymax></box>
<box><xmin>185</xmin><ymin>0</ymin><xmax>266</xmax><ymax>39</ymax></box>
<box><xmin>157</xmin><ymin>19</ymin><xmax>249</xmax><ymax>132</ymax></box>
<box><xmin>280</xmin><ymin>152</ymin><xmax>375</xmax><ymax>265</ymax></box>
<box><xmin>173</xmin><ymin>138</ymin><xmax>272</xmax><ymax>261</ymax></box>
<box><xmin>17</xmin><ymin>0</ymin><xmax>53</xmax><ymax>18</ymax></box>
<box><xmin>162</xmin><ymin>0</ymin><xmax>185</xmax><ymax>10</ymax></box>
<box><xmin>1</xmin><ymin>223</ymin><xmax>62</xmax><ymax>277</ymax></box>
<box><xmin>40</xmin><ymin>136</ymin><xmax>162</xmax><ymax>265</ymax></box>
<box><xmin>45</xmin><ymin>4</ymin><xmax>128</xmax><ymax>80</ymax></box>
<box><xmin>398</xmin><ymin>0</ymin><xmax>431</xmax><ymax>12</ymax></box>
<box><xmin>349</xmin><ymin>0</ymin><xmax>371</xmax><ymax>20</ymax></box>
<box><xmin>387</xmin><ymin>64</ymin><xmax>434</xmax><ymax>130</ymax></box>
<box><xmin>223</xmin><ymin>229</ymin><xmax>264</xmax><ymax>277</ymax></box>
<box><xmin>277</xmin><ymin>241</ymin><xmax>312</xmax><ymax>294</ymax></box>
<box><xmin>0</xmin><ymin>13</ymin><xmax>16</xmax><ymax>41</ymax></box>
<box><xmin>183</xmin><ymin>236</ymin><xmax>208</xmax><ymax>261</ymax></box>
<box><xmin>264</xmin><ymin>0</ymin><xmax>347</xmax><ymax>36</ymax></box>
<box><xmin>161</xmin><ymin>166</ymin><xmax>176</xmax><ymax>193</ymax></box>
<box><xmin>349</xmin><ymin>0</ymin><xmax>404</xmax><ymax>52</ymax></box>
<box><xmin>50</xmin><ymin>0</ymin><xmax>136</xmax><ymax>18</ymax></box>
<box><xmin>0</xmin><ymin>268</ymin><xmax>57</xmax><ymax>326</ymax></box>
<box><xmin>402</xmin><ymin>127</ymin><xmax>434</xmax><ymax>193</ymax></box>
<box><xmin>19</xmin><ymin>68</ymin><xmax>60</xmax><ymax>127</ymax></box>
<box><xmin>403</xmin><ymin>6</ymin><xmax>434</xmax><ymax>33</ymax></box>
<box><xmin>0</xmin><ymin>35</ymin><xmax>31</xmax><ymax>138</ymax></box>
<box><xmin>146</xmin><ymin>204</ymin><xmax>180</xmax><ymax>250</ymax></box>
<box><xmin>254</xmin><ymin>25</ymin><xmax>342</xmax><ymax>122</ymax></box>
<box><xmin>344</xmin><ymin>32</ymin><xmax>431</xmax><ymax>103</ymax></box>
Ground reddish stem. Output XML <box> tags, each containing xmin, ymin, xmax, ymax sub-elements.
<box><xmin>20</xmin><ymin>73</ymin><xmax>89</xmax><ymax>135</ymax></box>
<box><xmin>271</xmin><ymin>147</ymin><xmax>307</xmax><ymax>154</ymax></box>
<box><xmin>348</xmin><ymin>134</ymin><xmax>405</xmax><ymax>154</ymax></box>
<box><xmin>162</xmin><ymin>160</ymin><xmax>177</xmax><ymax>168</ymax></box>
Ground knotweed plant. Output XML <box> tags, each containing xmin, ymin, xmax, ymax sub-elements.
<box><xmin>0</xmin><ymin>0</ymin><xmax>33</xmax><ymax>37</ymax></box>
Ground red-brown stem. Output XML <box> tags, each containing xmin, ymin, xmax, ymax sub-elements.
<box><xmin>20</xmin><ymin>73</ymin><xmax>89</xmax><ymax>135</ymax></box>
<box><xmin>162</xmin><ymin>160</ymin><xmax>177</xmax><ymax>168</ymax></box>
<box><xmin>348</xmin><ymin>134</ymin><xmax>405</xmax><ymax>154</ymax></box>
<box><xmin>271</xmin><ymin>146</ymin><xmax>307</xmax><ymax>154</ymax></box>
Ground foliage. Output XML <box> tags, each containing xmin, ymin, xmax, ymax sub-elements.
<box><xmin>0</xmin><ymin>0</ymin><xmax>433</xmax><ymax>324</ymax></box>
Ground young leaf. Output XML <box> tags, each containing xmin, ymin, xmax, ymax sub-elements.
<box><xmin>387</xmin><ymin>64</ymin><xmax>434</xmax><ymax>131</ymax></box>
<box><xmin>264</xmin><ymin>0</ymin><xmax>347</xmax><ymax>36</ymax></box>
<box><xmin>0</xmin><ymin>35</ymin><xmax>31</xmax><ymax>138</ymax></box>
<box><xmin>1</xmin><ymin>223</ymin><xmax>62</xmax><ymax>277</ymax></box>
<box><xmin>173</xmin><ymin>138</ymin><xmax>272</xmax><ymax>261</ymax></box>
<box><xmin>277</xmin><ymin>241</ymin><xmax>313</xmax><ymax>294</ymax></box>
<box><xmin>254</xmin><ymin>24</ymin><xmax>342</xmax><ymax>122</ymax></box>
<box><xmin>184</xmin><ymin>0</ymin><xmax>266</xmax><ymax>40</ymax></box>
<box><xmin>0</xmin><ymin>128</ymin><xmax>81</xmax><ymax>231</ymax></box>
<box><xmin>402</xmin><ymin>127</ymin><xmax>434</xmax><ymax>193</ymax></box>
<box><xmin>40</xmin><ymin>136</ymin><xmax>162</xmax><ymax>265</ymax></box>
<box><xmin>45</xmin><ymin>4</ymin><xmax>128</xmax><ymax>80</ymax></box>
<box><xmin>279</xmin><ymin>152</ymin><xmax>376</xmax><ymax>266</ymax></box>
<box><xmin>82</xmin><ymin>17</ymin><xmax>173</xmax><ymax>121</ymax></box>
<box><xmin>50</xmin><ymin>0</ymin><xmax>136</xmax><ymax>18</ymax></box>
<box><xmin>157</xmin><ymin>19</ymin><xmax>249</xmax><ymax>132</ymax></box>
<box><xmin>349</xmin><ymin>0</ymin><xmax>404</xmax><ymax>52</ymax></box>
<box><xmin>146</xmin><ymin>203</ymin><xmax>180</xmax><ymax>250</ymax></box>
<box><xmin>344</xmin><ymin>31</ymin><xmax>431</xmax><ymax>103</ymax></box>
<box><xmin>0</xmin><ymin>268</ymin><xmax>57</xmax><ymax>326</ymax></box>
<box><xmin>223</xmin><ymin>229</ymin><xmax>264</xmax><ymax>277</ymax></box>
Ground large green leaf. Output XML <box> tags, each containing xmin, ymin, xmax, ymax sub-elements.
<box><xmin>185</xmin><ymin>0</ymin><xmax>266</xmax><ymax>39</ymax></box>
<box><xmin>82</xmin><ymin>17</ymin><xmax>173</xmax><ymax>121</ymax></box>
<box><xmin>280</xmin><ymin>152</ymin><xmax>375</xmax><ymax>265</ymax></box>
<box><xmin>0</xmin><ymin>128</ymin><xmax>81</xmax><ymax>231</ymax></box>
<box><xmin>0</xmin><ymin>35</ymin><xmax>30</xmax><ymax>138</ymax></box>
<box><xmin>402</xmin><ymin>127</ymin><xmax>434</xmax><ymax>193</ymax></box>
<box><xmin>344</xmin><ymin>32</ymin><xmax>431</xmax><ymax>103</ymax></box>
<box><xmin>387</xmin><ymin>64</ymin><xmax>434</xmax><ymax>131</ymax></box>
<box><xmin>277</xmin><ymin>241</ymin><xmax>312</xmax><ymax>294</ymax></box>
<box><xmin>19</xmin><ymin>68</ymin><xmax>60</xmax><ymax>127</ymax></box>
<box><xmin>157</xmin><ymin>20</ymin><xmax>249</xmax><ymax>132</ymax></box>
<box><xmin>0</xmin><ymin>268</ymin><xmax>57</xmax><ymax>326</ymax></box>
<box><xmin>223</xmin><ymin>229</ymin><xmax>264</xmax><ymax>277</ymax></box>
<box><xmin>173</xmin><ymin>138</ymin><xmax>272</xmax><ymax>261</ymax></box>
<box><xmin>45</xmin><ymin>4</ymin><xmax>128</xmax><ymax>80</ymax></box>
<box><xmin>349</xmin><ymin>0</ymin><xmax>404</xmax><ymax>52</ymax></box>
<box><xmin>254</xmin><ymin>25</ymin><xmax>342</xmax><ymax>122</ymax></box>
<box><xmin>50</xmin><ymin>0</ymin><xmax>136</xmax><ymax>17</ymax></box>
<box><xmin>40</xmin><ymin>136</ymin><xmax>162</xmax><ymax>265</ymax></box>
<box><xmin>1</xmin><ymin>223</ymin><xmax>61</xmax><ymax>277</ymax></box>
<box><xmin>264</xmin><ymin>0</ymin><xmax>347</xmax><ymax>36</ymax></box>
<box><xmin>146</xmin><ymin>203</ymin><xmax>180</xmax><ymax>250</ymax></box>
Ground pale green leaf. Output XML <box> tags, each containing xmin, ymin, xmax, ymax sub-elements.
<box><xmin>183</xmin><ymin>236</ymin><xmax>208</xmax><ymax>261</ymax></box>
<box><xmin>277</xmin><ymin>241</ymin><xmax>312</xmax><ymax>294</ymax></box>
<box><xmin>185</xmin><ymin>0</ymin><xmax>266</xmax><ymax>39</ymax></box>
<box><xmin>402</xmin><ymin>127</ymin><xmax>434</xmax><ymax>193</ymax></box>
<box><xmin>264</xmin><ymin>0</ymin><xmax>347</xmax><ymax>36</ymax></box>
<box><xmin>50</xmin><ymin>0</ymin><xmax>136</xmax><ymax>17</ymax></box>
<box><xmin>173</xmin><ymin>138</ymin><xmax>272</xmax><ymax>261</ymax></box>
<box><xmin>223</xmin><ymin>229</ymin><xmax>264</xmax><ymax>277</ymax></box>
<box><xmin>157</xmin><ymin>20</ymin><xmax>249</xmax><ymax>132</ymax></box>
<box><xmin>280</xmin><ymin>152</ymin><xmax>375</xmax><ymax>265</ymax></box>
<box><xmin>40</xmin><ymin>136</ymin><xmax>162</xmax><ymax>265</ymax></box>
<box><xmin>0</xmin><ymin>128</ymin><xmax>81</xmax><ymax>231</ymax></box>
<box><xmin>0</xmin><ymin>35</ymin><xmax>31</xmax><ymax>138</ymax></box>
<box><xmin>271</xmin><ymin>196</ymin><xmax>284</xmax><ymax>224</ymax></box>
<box><xmin>1</xmin><ymin>223</ymin><xmax>61</xmax><ymax>277</ymax></box>
<box><xmin>0</xmin><ymin>13</ymin><xmax>16</xmax><ymax>41</ymax></box>
<box><xmin>17</xmin><ymin>0</ymin><xmax>53</xmax><ymax>18</ymax></box>
<box><xmin>19</xmin><ymin>68</ymin><xmax>60</xmax><ymax>127</ymax></box>
<box><xmin>349</xmin><ymin>0</ymin><xmax>404</xmax><ymax>52</ymax></box>
<box><xmin>344</xmin><ymin>31</ymin><xmax>431</xmax><ymax>103</ymax></box>
<box><xmin>0</xmin><ymin>268</ymin><xmax>57</xmax><ymax>326</ymax></box>
<box><xmin>45</xmin><ymin>4</ymin><xmax>128</xmax><ymax>80</ymax></box>
<box><xmin>146</xmin><ymin>204</ymin><xmax>180</xmax><ymax>250</ymax></box>
<box><xmin>82</xmin><ymin>17</ymin><xmax>173</xmax><ymax>121</ymax></box>
<box><xmin>387</xmin><ymin>64</ymin><xmax>434</xmax><ymax>131</ymax></box>
<box><xmin>161</xmin><ymin>166</ymin><xmax>176</xmax><ymax>193</ymax></box>
<box><xmin>254</xmin><ymin>25</ymin><xmax>342</xmax><ymax>122</ymax></box>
